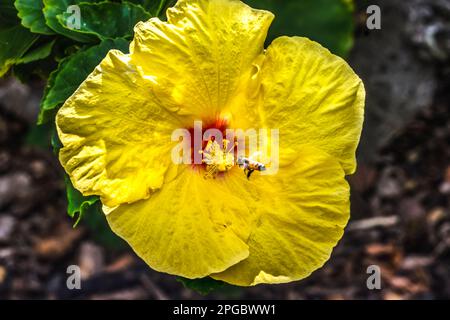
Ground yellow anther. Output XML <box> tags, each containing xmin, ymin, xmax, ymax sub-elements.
<box><xmin>202</xmin><ymin>139</ymin><xmax>235</xmax><ymax>178</ymax></box>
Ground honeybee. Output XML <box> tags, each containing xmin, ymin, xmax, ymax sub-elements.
<box><xmin>237</xmin><ymin>156</ymin><xmax>266</xmax><ymax>179</ymax></box>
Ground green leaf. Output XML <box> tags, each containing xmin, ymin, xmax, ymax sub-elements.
<box><xmin>63</xmin><ymin>166</ymin><xmax>126</xmax><ymax>247</ymax></box>
<box><xmin>64</xmin><ymin>175</ymin><xmax>98</xmax><ymax>227</ymax></box>
<box><xmin>0</xmin><ymin>24</ymin><xmax>39</xmax><ymax>76</ymax></box>
<box><xmin>81</xmin><ymin>201</ymin><xmax>128</xmax><ymax>249</ymax></box>
<box><xmin>177</xmin><ymin>277</ymin><xmax>226</xmax><ymax>296</ymax></box>
<box><xmin>16</xmin><ymin>39</ymin><xmax>55</xmax><ymax>64</ymax></box>
<box><xmin>13</xmin><ymin>38</ymin><xmax>78</xmax><ymax>82</ymax></box>
<box><xmin>50</xmin><ymin>124</ymin><xmax>62</xmax><ymax>154</ymax></box>
<box><xmin>0</xmin><ymin>0</ymin><xmax>20</xmax><ymax>28</ymax></box>
<box><xmin>56</xmin><ymin>1</ymin><xmax>152</xmax><ymax>41</ymax></box>
<box><xmin>15</xmin><ymin>0</ymin><xmax>55</xmax><ymax>34</ymax></box>
<box><xmin>25</xmin><ymin>122</ymin><xmax>53</xmax><ymax>149</ymax></box>
<box><xmin>160</xmin><ymin>0</ymin><xmax>176</xmax><ymax>19</ymax></box>
<box><xmin>61</xmin><ymin>167</ymin><xmax>126</xmax><ymax>247</ymax></box>
<box><xmin>244</xmin><ymin>0</ymin><xmax>355</xmax><ymax>57</ymax></box>
<box><xmin>38</xmin><ymin>38</ymin><xmax>130</xmax><ymax>124</ymax></box>
<box><xmin>13</xmin><ymin>52</ymin><xmax>58</xmax><ymax>81</ymax></box>
<box><xmin>127</xmin><ymin>0</ymin><xmax>170</xmax><ymax>17</ymax></box>
<box><xmin>43</xmin><ymin>0</ymin><xmax>97</xmax><ymax>42</ymax></box>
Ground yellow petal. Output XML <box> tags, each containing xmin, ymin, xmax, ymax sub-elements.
<box><xmin>255</xmin><ymin>36</ymin><xmax>365</xmax><ymax>174</ymax></box>
<box><xmin>106</xmin><ymin>166</ymin><xmax>264</xmax><ymax>279</ymax></box>
<box><xmin>130</xmin><ymin>0</ymin><xmax>274</xmax><ymax>120</ymax></box>
<box><xmin>56</xmin><ymin>50</ymin><xmax>182</xmax><ymax>207</ymax></box>
<box><xmin>211</xmin><ymin>145</ymin><xmax>350</xmax><ymax>286</ymax></box>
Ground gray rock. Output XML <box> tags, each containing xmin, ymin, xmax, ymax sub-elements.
<box><xmin>0</xmin><ymin>78</ymin><xmax>42</xmax><ymax>124</ymax></box>
<box><xmin>78</xmin><ymin>242</ymin><xmax>105</xmax><ymax>280</ymax></box>
<box><xmin>376</xmin><ymin>167</ymin><xmax>404</xmax><ymax>198</ymax></box>
<box><xmin>406</xmin><ymin>0</ymin><xmax>450</xmax><ymax>62</ymax></box>
<box><xmin>0</xmin><ymin>215</ymin><xmax>16</xmax><ymax>242</ymax></box>
<box><xmin>0</xmin><ymin>172</ymin><xmax>32</xmax><ymax>209</ymax></box>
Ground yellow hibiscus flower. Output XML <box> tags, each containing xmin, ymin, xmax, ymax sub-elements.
<box><xmin>56</xmin><ymin>0</ymin><xmax>365</xmax><ymax>286</ymax></box>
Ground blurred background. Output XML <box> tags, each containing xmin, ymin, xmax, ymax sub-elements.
<box><xmin>0</xmin><ymin>0</ymin><xmax>449</xmax><ymax>299</ymax></box>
